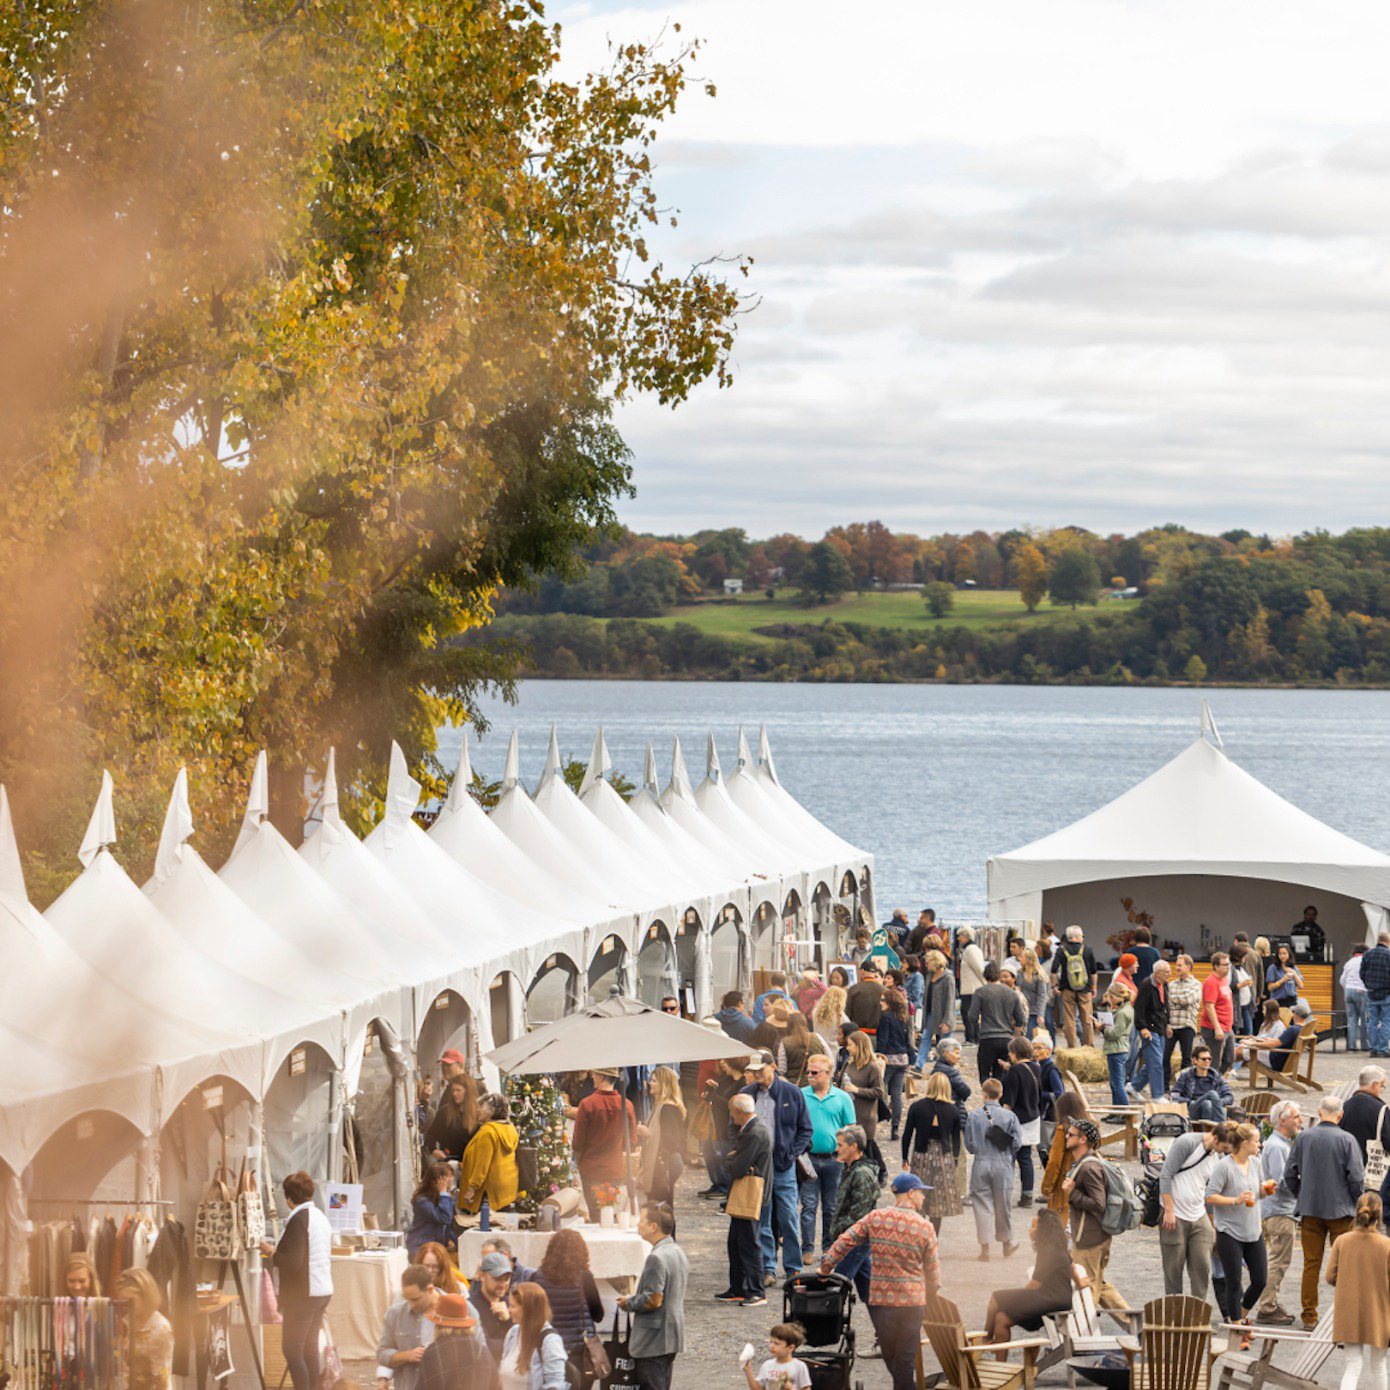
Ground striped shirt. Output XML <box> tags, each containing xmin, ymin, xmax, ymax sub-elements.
<box><xmin>1167</xmin><ymin>975</ymin><xmax>1201</xmax><ymax>1031</ymax></box>
<box><xmin>822</xmin><ymin>1206</ymin><xmax>940</xmax><ymax>1307</ymax></box>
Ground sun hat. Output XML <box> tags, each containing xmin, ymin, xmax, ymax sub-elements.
<box><xmin>428</xmin><ymin>1293</ymin><xmax>478</xmax><ymax>1328</ymax></box>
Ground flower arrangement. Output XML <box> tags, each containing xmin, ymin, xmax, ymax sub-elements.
<box><xmin>591</xmin><ymin>1182</ymin><xmax>621</xmax><ymax>1210</ymax></box>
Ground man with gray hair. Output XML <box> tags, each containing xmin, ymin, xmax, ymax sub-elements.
<box><xmin>1252</xmin><ymin>1100</ymin><xmax>1303</xmax><ymax>1325</ymax></box>
<box><xmin>825</xmin><ymin>1124</ymin><xmax>878</xmax><ymax>1302</ymax></box>
<box><xmin>1052</xmin><ymin>924</ymin><xmax>1096</xmax><ymax>1048</ymax></box>
<box><xmin>716</xmin><ymin>1093</ymin><xmax>771</xmax><ymax>1305</ymax></box>
<box><xmin>1339</xmin><ymin>1062</ymin><xmax>1387</xmax><ymax>1164</ymax></box>
<box><xmin>1284</xmin><ymin>1093</ymin><xmax>1364</xmax><ymax>1327</ymax></box>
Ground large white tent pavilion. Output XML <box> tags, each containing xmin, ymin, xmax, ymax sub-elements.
<box><xmin>1</xmin><ymin>726</ymin><xmax>873</xmax><ymax>1261</ymax></box>
<box><xmin>987</xmin><ymin>719</ymin><xmax>1390</xmax><ymax>959</ymax></box>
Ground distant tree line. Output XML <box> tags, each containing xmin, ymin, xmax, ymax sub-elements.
<box><xmin>478</xmin><ymin>525</ymin><xmax>1390</xmax><ymax>686</ymax></box>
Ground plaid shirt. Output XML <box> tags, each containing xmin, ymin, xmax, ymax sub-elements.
<box><xmin>822</xmin><ymin>1206</ymin><xmax>940</xmax><ymax>1307</ymax></box>
<box><xmin>1361</xmin><ymin>945</ymin><xmax>1390</xmax><ymax>1001</ymax></box>
<box><xmin>1167</xmin><ymin>975</ymin><xmax>1202</xmax><ymax>1031</ymax></box>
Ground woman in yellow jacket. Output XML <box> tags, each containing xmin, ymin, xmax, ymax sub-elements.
<box><xmin>458</xmin><ymin>1091</ymin><xmax>521</xmax><ymax>1214</ymax></box>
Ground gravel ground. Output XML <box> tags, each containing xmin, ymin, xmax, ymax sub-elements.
<box><xmin>343</xmin><ymin>1042</ymin><xmax>1369</xmax><ymax>1388</ymax></box>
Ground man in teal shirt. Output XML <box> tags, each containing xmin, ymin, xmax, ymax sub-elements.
<box><xmin>800</xmin><ymin>1054</ymin><xmax>856</xmax><ymax>1263</ymax></box>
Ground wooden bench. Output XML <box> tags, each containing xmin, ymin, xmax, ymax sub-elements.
<box><xmin>1210</xmin><ymin>1309</ymin><xmax>1335</xmax><ymax>1390</ymax></box>
<box><xmin>1242</xmin><ymin>1020</ymin><xmax>1322</xmax><ymax>1096</ymax></box>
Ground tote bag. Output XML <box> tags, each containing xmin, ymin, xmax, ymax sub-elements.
<box><xmin>601</xmin><ymin>1312</ymin><xmax>640</xmax><ymax>1389</ymax></box>
<box><xmin>195</xmin><ymin>1165</ymin><xmax>241</xmax><ymax>1261</ymax></box>
<box><xmin>726</xmin><ymin>1173</ymin><xmax>765</xmax><ymax>1220</ymax></box>
<box><xmin>1367</xmin><ymin>1107</ymin><xmax>1387</xmax><ymax>1191</ymax></box>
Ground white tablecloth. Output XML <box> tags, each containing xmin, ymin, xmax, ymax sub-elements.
<box><xmin>326</xmin><ymin>1248</ymin><xmax>409</xmax><ymax>1361</ymax></box>
<box><xmin>457</xmin><ymin>1223</ymin><xmax>650</xmax><ymax>1282</ymax></box>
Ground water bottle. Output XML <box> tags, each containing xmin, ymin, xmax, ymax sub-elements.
<box><xmin>479</xmin><ymin>1195</ymin><xmax>490</xmax><ymax>1232</ymax></box>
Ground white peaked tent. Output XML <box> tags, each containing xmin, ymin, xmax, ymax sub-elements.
<box><xmin>695</xmin><ymin>735</ymin><xmax>804</xmax><ymax>876</ymax></box>
<box><xmin>661</xmin><ymin>738</ymin><xmax>768</xmax><ymax>879</ymax></box>
<box><xmin>987</xmin><ymin>729</ymin><xmax>1390</xmax><ymax>936</ymax></box>
<box><xmin>532</xmin><ymin>727</ymin><xmax>674</xmax><ymax>911</ymax></box>
<box><xmin>630</xmin><ymin>742</ymin><xmax>746</xmax><ymax>885</ymax></box>
<box><xmin>489</xmin><ymin>732</ymin><xmax>621</xmax><ymax>908</ymax></box>
<box><xmin>748</xmin><ymin>726</ymin><xmax>865</xmax><ymax>866</ymax></box>
<box><xmin>579</xmin><ymin>730</ymin><xmax>718</xmax><ymax>903</ymax></box>
<box><xmin>429</xmin><ymin>732</ymin><xmax>583</xmax><ymax>919</ymax></box>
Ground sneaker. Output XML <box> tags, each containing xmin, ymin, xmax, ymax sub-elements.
<box><xmin>713</xmin><ymin>1291</ymin><xmax>745</xmax><ymax>1302</ymax></box>
<box><xmin>698</xmin><ymin>1186</ymin><xmax>722</xmax><ymax>1199</ymax></box>
<box><xmin>763</xmin><ymin>1273</ymin><xmax>778</xmax><ymax>1288</ymax></box>
<box><xmin>1019</xmin><ymin>1192</ymin><xmax>1034</xmax><ymax>1208</ymax></box>
<box><xmin>743</xmin><ymin>1296</ymin><xmax>768</xmax><ymax>1308</ymax></box>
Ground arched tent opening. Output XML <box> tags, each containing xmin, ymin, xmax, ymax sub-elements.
<box><xmin>674</xmin><ymin>909</ymin><xmax>702</xmax><ymax>1007</ymax></box>
<box><xmin>158</xmin><ymin>1074</ymin><xmax>256</xmax><ymax>1228</ymax></box>
<box><xmin>782</xmin><ymin>888</ymin><xmax>808</xmax><ymax>974</ymax></box>
<box><xmin>588</xmin><ymin>934</ymin><xmax>630</xmax><ymax>1002</ymax></box>
<box><xmin>858</xmin><ymin>867</ymin><xmax>875</xmax><ymax>924</ymax></box>
<box><xmin>751</xmin><ymin>900</ymin><xmax>781</xmax><ymax>976</ymax></box>
<box><xmin>527</xmin><ymin>954</ymin><xmax>581</xmax><ymax>1027</ymax></box>
<box><xmin>490</xmin><ymin>972</ymin><xmax>524</xmax><ymax>1048</ymax></box>
<box><xmin>264</xmin><ymin>1039</ymin><xmax>338</xmax><ymax>1213</ymax></box>
<box><xmin>417</xmin><ymin>990</ymin><xmax>474</xmax><ymax>1080</ymax></box>
<box><xmin>27</xmin><ymin>1110</ymin><xmax>147</xmax><ymax>1208</ymax></box>
<box><xmin>635</xmin><ymin>921</ymin><xmax>678</xmax><ymax>1006</ymax></box>
<box><xmin>352</xmin><ymin>1019</ymin><xmax>412</xmax><ymax>1228</ymax></box>
<box><xmin>710</xmin><ymin>911</ymin><xmax>748</xmax><ymax>998</ymax></box>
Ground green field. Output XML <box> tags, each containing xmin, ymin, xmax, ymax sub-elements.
<box><xmin>637</xmin><ymin>587</ymin><xmax>1112</xmax><ymax>640</ymax></box>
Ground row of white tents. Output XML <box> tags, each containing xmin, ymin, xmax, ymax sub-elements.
<box><xmin>0</xmin><ymin>726</ymin><xmax>874</xmax><ymax>1246</ymax></box>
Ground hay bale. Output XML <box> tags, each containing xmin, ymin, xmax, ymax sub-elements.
<box><xmin>1056</xmin><ymin>1046</ymin><xmax>1108</xmax><ymax>1084</ymax></box>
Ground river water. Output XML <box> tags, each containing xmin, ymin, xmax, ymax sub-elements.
<box><xmin>440</xmin><ymin>683</ymin><xmax>1390</xmax><ymax>920</ymax></box>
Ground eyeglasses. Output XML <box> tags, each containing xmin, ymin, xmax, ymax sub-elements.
<box><xmin>662</xmin><ymin>1005</ymin><xmax>679</xmax><ymax>1013</ymax></box>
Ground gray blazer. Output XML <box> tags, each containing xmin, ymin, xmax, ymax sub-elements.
<box><xmin>627</xmin><ymin>1236</ymin><xmax>690</xmax><ymax>1358</ymax></box>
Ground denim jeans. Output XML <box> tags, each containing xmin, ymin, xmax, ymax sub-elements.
<box><xmin>799</xmin><ymin>1153</ymin><xmax>843</xmax><ymax>1253</ymax></box>
<box><xmin>1141</xmin><ymin>1032</ymin><xmax>1167</xmax><ymax>1098</ymax></box>
<box><xmin>1044</xmin><ymin>1001</ymin><xmax>1057</xmax><ymax>1042</ymax></box>
<box><xmin>703</xmin><ymin>1137</ymin><xmax>730</xmax><ymax>1193</ymax></box>
<box><xmin>834</xmin><ymin>1242</ymin><xmax>871</xmax><ymax>1302</ymax></box>
<box><xmin>760</xmin><ymin>1164</ymin><xmax>804</xmax><ymax>1277</ymax></box>
<box><xmin>281</xmin><ymin>1294</ymin><xmax>331</xmax><ymax>1390</ymax></box>
<box><xmin>915</xmin><ymin>1013</ymin><xmax>934</xmax><ymax>1069</ymax></box>
<box><xmin>1124</xmin><ymin>1025</ymin><xmax>1143</xmax><ymax>1083</ymax></box>
<box><xmin>884</xmin><ymin>1063</ymin><xmax>907</xmax><ymax>1136</ymax></box>
<box><xmin>1106</xmin><ymin>1053</ymin><xmax>1128</xmax><ymax>1107</ymax></box>
<box><xmin>1188</xmin><ymin>1092</ymin><xmax>1226</xmax><ymax>1124</ymax></box>
<box><xmin>868</xmin><ymin>1302</ymin><xmax>925</xmax><ymax>1390</ymax></box>
<box><xmin>1370</xmin><ymin>997</ymin><xmax>1390</xmax><ymax>1054</ymax></box>
<box><xmin>1347</xmin><ymin>991</ymin><xmax>1369</xmax><ymax>1050</ymax></box>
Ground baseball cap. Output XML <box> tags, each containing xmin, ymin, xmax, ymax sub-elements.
<box><xmin>743</xmin><ymin>1050</ymin><xmax>776</xmax><ymax>1070</ymax></box>
<box><xmin>890</xmin><ymin>1173</ymin><xmax>928</xmax><ymax>1194</ymax></box>
<box><xmin>439</xmin><ymin>1049</ymin><xmax>465</xmax><ymax>1066</ymax></box>
<box><xmin>479</xmin><ymin>1253</ymin><xmax>512</xmax><ymax>1277</ymax></box>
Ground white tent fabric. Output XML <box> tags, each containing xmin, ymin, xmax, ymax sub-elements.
<box><xmin>629</xmin><ymin>743</ymin><xmax>743</xmax><ymax>887</ymax></box>
<box><xmin>429</xmin><ymin>733</ymin><xmax>584</xmax><ymax>920</ymax></box>
<box><xmin>660</xmin><ymin>738</ymin><xmax>770</xmax><ymax>880</ymax></box>
<box><xmin>987</xmin><ymin>735</ymin><xmax>1390</xmax><ymax>922</ymax></box>
<box><xmin>748</xmin><ymin>726</ymin><xmax>865</xmax><ymax>867</ymax></box>
<box><xmin>694</xmin><ymin>735</ymin><xmax>805</xmax><ymax>876</ymax></box>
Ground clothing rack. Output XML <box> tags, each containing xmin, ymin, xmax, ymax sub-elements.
<box><xmin>27</xmin><ymin>1199</ymin><xmax>174</xmax><ymax>1207</ymax></box>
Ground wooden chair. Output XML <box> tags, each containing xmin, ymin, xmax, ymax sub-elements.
<box><xmin>1209</xmin><ymin>1309</ymin><xmax>1335</xmax><ymax>1390</ymax></box>
<box><xmin>1242</xmin><ymin>1021</ymin><xmax>1321</xmax><ymax>1096</ymax></box>
<box><xmin>1239</xmin><ymin>1092</ymin><xmax>1276</xmax><ymax>1122</ymax></box>
<box><xmin>1063</xmin><ymin>1069</ymin><xmax>1142</xmax><ymax>1160</ymax></box>
<box><xmin>919</xmin><ymin>1291</ymin><xmax>1046</xmax><ymax>1390</ymax></box>
<box><xmin>1117</xmin><ymin>1294</ymin><xmax>1212</xmax><ymax>1390</ymax></box>
<box><xmin>1039</xmin><ymin>1266</ymin><xmax>1136</xmax><ymax>1388</ymax></box>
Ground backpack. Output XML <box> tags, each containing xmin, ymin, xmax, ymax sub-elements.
<box><xmin>1063</xmin><ymin>946</ymin><xmax>1090</xmax><ymax>993</ymax></box>
<box><xmin>1077</xmin><ymin>1154</ymin><xmax>1142</xmax><ymax>1236</ymax></box>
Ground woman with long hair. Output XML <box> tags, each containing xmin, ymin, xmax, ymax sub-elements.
<box><xmin>116</xmin><ymin>1268</ymin><xmax>174</xmax><ymax>1390</ymax></box>
<box><xmin>415</xmin><ymin>1241</ymin><xmax>464</xmax><ymax>1294</ymax></box>
<box><xmin>533</xmin><ymin>1230</ymin><xmax>604</xmax><ymax>1383</ymax></box>
<box><xmin>1018</xmin><ymin>950</ymin><xmax>1050</xmax><ymax>1040</ymax></box>
<box><xmin>982</xmin><ymin>1210</ymin><xmax>1074</xmax><ymax>1357</ymax></box>
<box><xmin>423</xmin><ymin>1074</ymin><xmax>480</xmax><ymax>1163</ymax></box>
<box><xmin>840</xmin><ymin>1029</ymin><xmax>888</xmax><ymax>1177</ymax></box>
<box><xmin>900</xmin><ymin>1071</ymin><xmax>963</xmax><ymax>1230</ymax></box>
<box><xmin>875</xmin><ymin>987</ymin><xmax>912</xmax><ymax>1140</ymax></box>
<box><xmin>499</xmin><ymin>1282</ymin><xmax>568</xmax><ymax>1390</ymax></box>
<box><xmin>406</xmin><ymin>1161</ymin><xmax>457</xmax><ymax>1257</ymax></box>
<box><xmin>1001</xmin><ymin>1035</ymin><xmax>1042</xmax><ymax>1207</ymax></box>
<box><xmin>812</xmin><ymin>986</ymin><xmax>848</xmax><ymax>1049</ymax></box>
<box><xmin>1205</xmin><ymin>1122</ymin><xmax>1267</xmax><ymax>1342</ymax></box>
<box><xmin>639</xmin><ymin>1066</ymin><xmax>687</xmax><ymax>1203</ymax></box>
<box><xmin>1267</xmin><ymin>943</ymin><xmax>1304</xmax><ymax>1009</ymax></box>
<box><xmin>64</xmin><ymin>1252</ymin><xmax>101</xmax><ymax>1297</ymax></box>
<box><xmin>778</xmin><ymin>1009</ymin><xmax>828</xmax><ymax>1086</ymax></box>
<box><xmin>1327</xmin><ymin>1191</ymin><xmax>1390</xmax><ymax>1390</ymax></box>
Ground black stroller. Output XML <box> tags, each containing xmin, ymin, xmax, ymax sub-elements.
<box><xmin>782</xmin><ymin>1272</ymin><xmax>862</xmax><ymax>1390</ymax></box>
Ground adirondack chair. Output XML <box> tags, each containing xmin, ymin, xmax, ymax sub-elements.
<box><xmin>1039</xmin><ymin>1266</ymin><xmax>1136</xmax><ymax>1389</ymax></box>
<box><xmin>919</xmin><ymin>1291</ymin><xmax>1046</xmax><ymax>1390</ymax></box>
<box><xmin>1243</xmin><ymin>1021</ymin><xmax>1322</xmax><ymax>1096</ymax></box>
<box><xmin>1117</xmin><ymin>1294</ymin><xmax>1212</xmax><ymax>1390</ymax></box>
<box><xmin>1209</xmin><ymin>1309</ymin><xmax>1335</xmax><ymax>1390</ymax></box>
<box><xmin>1063</xmin><ymin>1069</ymin><xmax>1141</xmax><ymax>1160</ymax></box>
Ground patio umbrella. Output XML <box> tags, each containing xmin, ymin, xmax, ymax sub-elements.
<box><xmin>485</xmin><ymin>992</ymin><xmax>755</xmax><ymax>1207</ymax></box>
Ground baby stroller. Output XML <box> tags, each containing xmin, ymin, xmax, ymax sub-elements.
<box><xmin>1138</xmin><ymin>1109</ymin><xmax>1190</xmax><ymax>1226</ymax></box>
<box><xmin>782</xmin><ymin>1272</ymin><xmax>861</xmax><ymax>1390</ymax></box>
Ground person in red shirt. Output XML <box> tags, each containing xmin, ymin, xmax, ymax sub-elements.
<box><xmin>571</xmin><ymin>1069</ymin><xmax>638</xmax><ymax>1220</ymax></box>
<box><xmin>1201</xmin><ymin>953</ymin><xmax>1236</xmax><ymax>1073</ymax></box>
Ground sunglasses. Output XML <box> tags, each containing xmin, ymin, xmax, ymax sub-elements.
<box><xmin>662</xmin><ymin>1005</ymin><xmax>679</xmax><ymax>1013</ymax></box>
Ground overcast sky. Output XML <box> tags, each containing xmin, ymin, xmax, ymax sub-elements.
<box><xmin>552</xmin><ymin>0</ymin><xmax>1390</xmax><ymax>540</ymax></box>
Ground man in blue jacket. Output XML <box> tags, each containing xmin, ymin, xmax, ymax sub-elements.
<box><xmin>715</xmin><ymin>990</ymin><xmax>760</xmax><ymax>1046</ymax></box>
<box><xmin>741</xmin><ymin>1050</ymin><xmax>813</xmax><ymax>1285</ymax></box>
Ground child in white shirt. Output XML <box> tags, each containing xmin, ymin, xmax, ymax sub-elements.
<box><xmin>742</xmin><ymin>1323</ymin><xmax>812</xmax><ymax>1390</ymax></box>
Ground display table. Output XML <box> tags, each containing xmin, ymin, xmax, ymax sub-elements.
<box><xmin>326</xmin><ymin>1248</ymin><xmax>409</xmax><ymax>1361</ymax></box>
<box><xmin>457</xmin><ymin>1223</ymin><xmax>651</xmax><ymax>1288</ymax></box>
